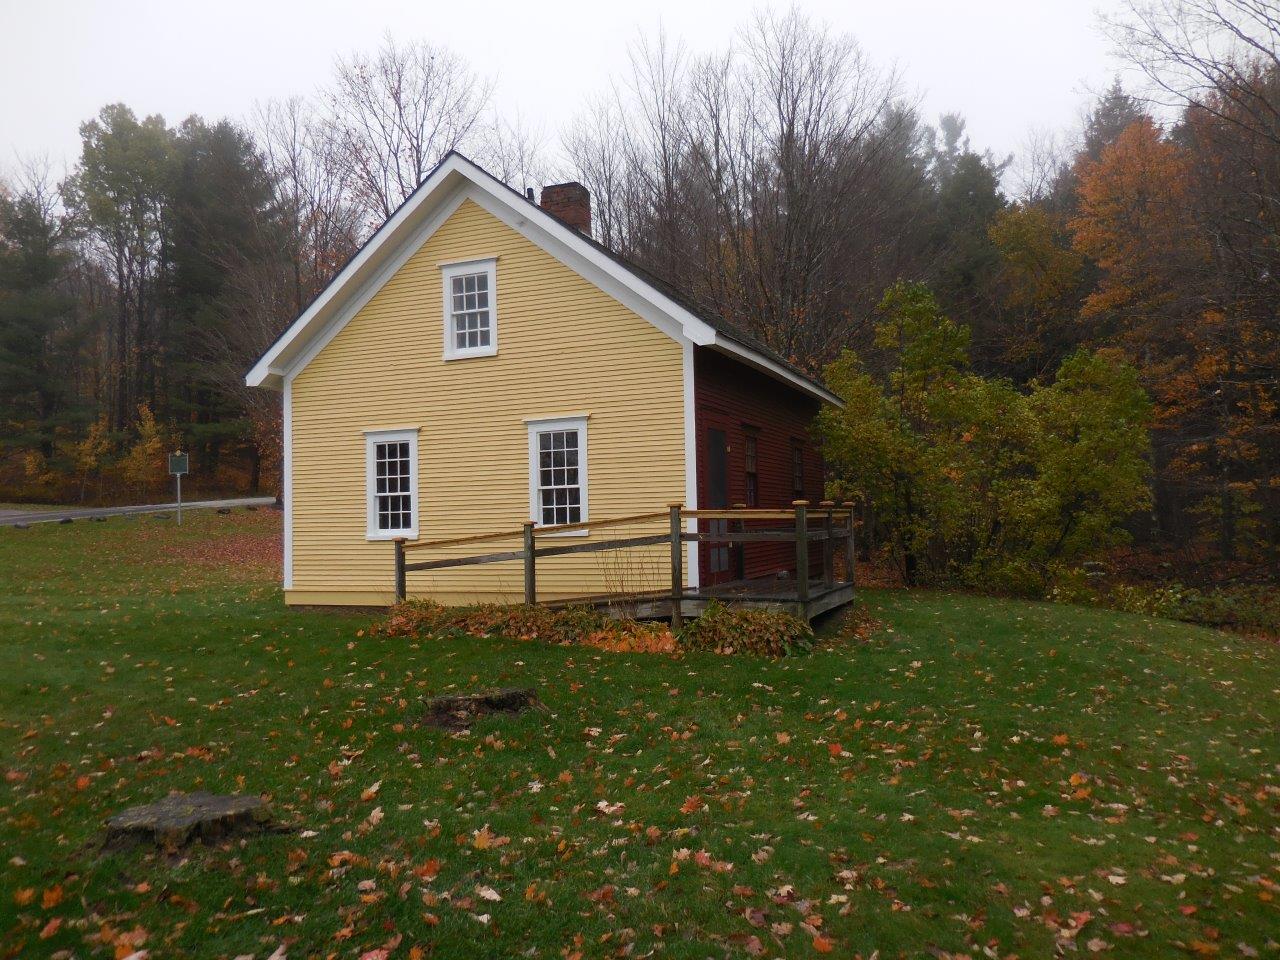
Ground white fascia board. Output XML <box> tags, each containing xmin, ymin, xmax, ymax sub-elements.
<box><xmin>705</xmin><ymin>335</ymin><xmax>844</xmax><ymax>408</ymax></box>
<box><xmin>276</xmin><ymin>186</ymin><xmax>468</xmax><ymax>386</ymax></box>
<box><xmin>460</xmin><ymin>172</ymin><xmax>721</xmax><ymax>345</ymax></box>
<box><xmin>245</xmin><ymin>161</ymin><xmax>473</xmax><ymax>389</ymax></box>
<box><xmin>464</xmin><ymin>187</ymin><xmax>698</xmax><ymax>346</ymax></box>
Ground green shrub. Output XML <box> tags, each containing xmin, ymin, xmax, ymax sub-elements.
<box><xmin>1044</xmin><ymin>564</ymin><xmax>1101</xmax><ymax>605</ymax></box>
<box><xmin>963</xmin><ymin>557</ymin><xmax>1047</xmax><ymax>598</ymax></box>
<box><xmin>1177</xmin><ymin>586</ymin><xmax>1280</xmax><ymax>631</ymax></box>
<box><xmin>1109</xmin><ymin>583</ymin><xmax>1280</xmax><ymax>632</ymax></box>
<box><xmin>817</xmin><ymin>282</ymin><xmax>1151</xmax><ymax>588</ymax></box>
<box><xmin>679</xmin><ymin>601</ymin><xmax>814</xmax><ymax>657</ymax></box>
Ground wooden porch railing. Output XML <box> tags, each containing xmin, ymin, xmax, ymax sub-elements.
<box><xmin>392</xmin><ymin>500</ymin><xmax>857</xmax><ymax>627</ymax></box>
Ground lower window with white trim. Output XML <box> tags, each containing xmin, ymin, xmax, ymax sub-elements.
<box><xmin>527</xmin><ymin>416</ymin><xmax>588</xmax><ymax>528</ymax></box>
<box><xmin>365</xmin><ymin>429</ymin><xmax>418</xmax><ymax>539</ymax></box>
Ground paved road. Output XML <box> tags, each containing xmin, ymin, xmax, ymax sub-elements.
<box><xmin>0</xmin><ymin>496</ymin><xmax>277</xmax><ymax>527</ymax></box>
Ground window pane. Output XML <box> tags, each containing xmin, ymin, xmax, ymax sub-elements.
<box><xmin>373</xmin><ymin>436</ymin><xmax>414</xmax><ymax>532</ymax></box>
<box><xmin>448</xmin><ymin>271</ymin><xmax>493</xmax><ymax>354</ymax></box>
<box><xmin>534</xmin><ymin>426</ymin><xmax>584</xmax><ymax>527</ymax></box>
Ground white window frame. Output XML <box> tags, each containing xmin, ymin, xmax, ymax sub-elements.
<box><xmin>365</xmin><ymin>428</ymin><xmax>419</xmax><ymax>540</ymax></box>
<box><xmin>441</xmin><ymin>257</ymin><xmax>498</xmax><ymax>360</ymax></box>
<box><xmin>526</xmin><ymin>415</ymin><xmax>589</xmax><ymax>536</ymax></box>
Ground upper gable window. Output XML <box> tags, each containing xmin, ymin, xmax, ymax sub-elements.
<box><xmin>441</xmin><ymin>258</ymin><xmax>498</xmax><ymax>360</ymax></box>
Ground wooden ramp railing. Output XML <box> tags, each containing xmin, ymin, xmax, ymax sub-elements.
<box><xmin>392</xmin><ymin>501</ymin><xmax>856</xmax><ymax>626</ymax></box>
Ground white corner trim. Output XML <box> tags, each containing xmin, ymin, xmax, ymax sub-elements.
<box><xmin>682</xmin><ymin>341</ymin><xmax>699</xmax><ymax>589</ymax></box>
<box><xmin>527</xmin><ymin>415</ymin><xmax>589</xmax><ymax>537</ymax></box>
<box><xmin>282</xmin><ymin>377</ymin><xmax>293</xmax><ymax>589</ymax></box>
<box><xmin>441</xmin><ymin>257</ymin><xmax>498</xmax><ymax>360</ymax></box>
<box><xmin>365</xmin><ymin>427</ymin><xmax>420</xmax><ymax>541</ymax></box>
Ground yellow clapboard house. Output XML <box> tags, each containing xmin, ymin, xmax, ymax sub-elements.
<box><xmin>247</xmin><ymin>153</ymin><xmax>839</xmax><ymax>606</ymax></box>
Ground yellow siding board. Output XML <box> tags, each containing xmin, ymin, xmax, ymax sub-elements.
<box><xmin>288</xmin><ymin>198</ymin><xmax>686</xmax><ymax>606</ymax></box>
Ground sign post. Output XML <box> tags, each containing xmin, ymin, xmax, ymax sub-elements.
<box><xmin>168</xmin><ymin>451</ymin><xmax>189</xmax><ymax>524</ymax></box>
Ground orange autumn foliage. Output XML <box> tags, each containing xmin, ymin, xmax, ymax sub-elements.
<box><xmin>1070</xmin><ymin>118</ymin><xmax>1204</xmax><ymax>329</ymax></box>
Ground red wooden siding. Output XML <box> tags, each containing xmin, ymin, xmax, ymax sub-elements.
<box><xmin>693</xmin><ymin>347</ymin><xmax>825</xmax><ymax>585</ymax></box>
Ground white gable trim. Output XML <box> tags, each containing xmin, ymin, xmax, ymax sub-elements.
<box><xmin>270</xmin><ymin>186</ymin><xmax>468</xmax><ymax>387</ymax></box>
<box><xmin>464</xmin><ymin>187</ymin><xmax>689</xmax><ymax>345</ymax></box>
<box><xmin>246</xmin><ymin>152</ymin><xmax>839</xmax><ymax>406</ymax></box>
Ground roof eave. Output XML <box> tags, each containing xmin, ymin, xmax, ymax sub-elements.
<box><xmin>246</xmin><ymin>364</ymin><xmax>284</xmax><ymax>391</ymax></box>
<box><xmin>706</xmin><ymin>335</ymin><xmax>844</xmax><ymax>408</ymax></box>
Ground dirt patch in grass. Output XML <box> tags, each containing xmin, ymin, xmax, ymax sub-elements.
<box><xmin>419</xmin><ymin>688</ymin><xmax>543</xmax><ymax>730</ymax></box>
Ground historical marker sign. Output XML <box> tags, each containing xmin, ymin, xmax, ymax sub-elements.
<box><xmin>169</xmin><ymin>451</ymin><xmax>188</xmax><ymax>523</ymax></box>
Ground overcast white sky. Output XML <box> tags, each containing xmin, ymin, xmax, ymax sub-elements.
<box><xmin>1</xmin><ymin>0</ymin><xmax>1132</xmax><ymax>182</ymax></box>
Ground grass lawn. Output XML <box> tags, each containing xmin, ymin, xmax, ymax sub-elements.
<box><xmin>1</xmin><ymin>513</ymin><xmax>1277</xmax><ymax>959</ymax></box>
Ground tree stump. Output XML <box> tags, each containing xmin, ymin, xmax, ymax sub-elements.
<box><xmin>420</xmin><ymin>687</ymin><xmax>541</xmax><ymax>730</ymax></box>
<box><xmin>105</xmin><ymin>792</ymin><xmax>272</xmax><ymax>851</ymax></box>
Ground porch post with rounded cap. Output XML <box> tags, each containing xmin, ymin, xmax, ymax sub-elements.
<box><xmin>668</xmin><ymin>503</ymin><xmax>684</xmax><ymax>630</ymax></box>
<box><xmin>842</xmin><ymin>501</ymin><xmax>856</xmax><ymax>585</ymax></box>
<box><xmin>820</xmin><ymin>500</ymin><xmax>835</xmax><ymax>588</ymax></box>
<box><xmin>793</xmin><ymin>500</ymin><xmax>810</xmax><ymax>605</ymax></box>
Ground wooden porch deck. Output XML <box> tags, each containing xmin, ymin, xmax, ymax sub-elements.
<box><xmin>394</xmin><ymin>501</ymin><xmax>859</xmax><ymax>625</ymax></box>
<box><xmin>584</xmin><ymin>575</ymin><xmax>855</xmax><ymax>622</ymax></box>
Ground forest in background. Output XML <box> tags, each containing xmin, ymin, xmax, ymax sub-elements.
<box><xmin>1</xmin><ymin>1</ymin><xmax>1276</xmax><ymax>583</ymax></box>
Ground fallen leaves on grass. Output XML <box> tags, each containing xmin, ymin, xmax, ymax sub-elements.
<box><xmin>6</xmin><ymin>513</ymin><xmax>1280</xmax><ymax>958</ymax></box>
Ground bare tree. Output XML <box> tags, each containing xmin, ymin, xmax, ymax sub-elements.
<box><xmin>562</xmin><ymin>96</ymin><xmax>631</xmax><ymax>249</ymax></box>
<box><xmin>479</xmin><ymin>109</ymin><xmax>549</xmax><ymax>196</ymax></box>
<box><xmin>323</xmin><ymin>34</ymin><xmax>494</xmax><ymax>226</ymax></box>
<box><xmin>1103</xmin><ymin>0</ymin><xmax>1279</xmax><ymax>145</ymax></box>
<box><xmin>255</xmin><ymin>97</ymin><xmax>361</xmax><ymax>312</ymax></box>
<box><xmin>1010</xmin><ymin>126</ymin><xmax>1069</xmax><ymax>203</ymax></box>
<box><xmin>561</xmin><ymin>9</ymin><xmax>924</xmax><ymax>369</ymax></box>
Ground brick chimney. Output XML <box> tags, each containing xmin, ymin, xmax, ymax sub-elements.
<box><xmin>539</xmin><ymin>182</ymin><xmax>591</xmax><ymax>234</ymax></box>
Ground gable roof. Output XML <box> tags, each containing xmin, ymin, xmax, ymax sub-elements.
<box><xmin>246</xmin><ymin>151</ymin><xmax>841</xmax><ymax>407</ymax></box>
